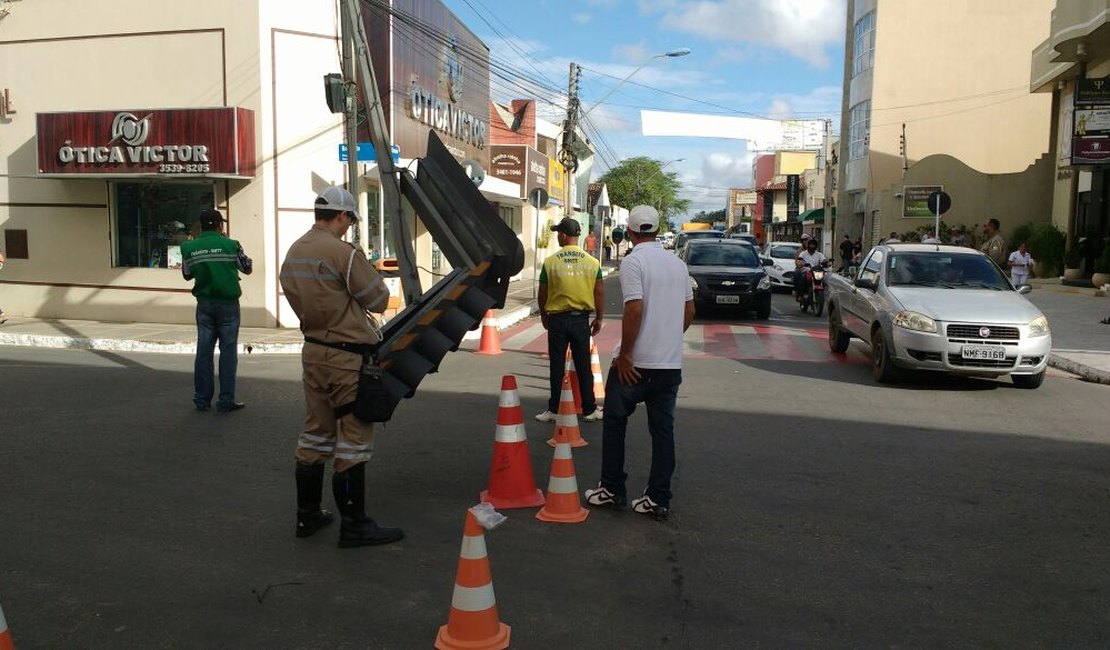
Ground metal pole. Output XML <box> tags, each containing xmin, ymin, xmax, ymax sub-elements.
<box><xmin>341</xmin><ymin>7</ymin><xmax>361</xmax><ymax>250</ymax></box>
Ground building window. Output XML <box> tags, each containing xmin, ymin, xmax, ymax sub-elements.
<box><xmin>499</xmin><ymin>204</ymin><xmax>521</xmax><ymax>233</ymax></box>
<box><xmin>4</xmin><ymin>229</ymin><xmax>28</xmax><ymax>259</ymax></box>
<box><xmin>853</xmin><ymin>11</ymin><xmax>875</xmax><ymax>76</ymax></box>
<box><xmin>113</xmin><ymin>182</ymin><xmax>215</xmax><ymax>268</ymax></box>
<box><xmin>849</xmin><ymin>100</ymin><xmax>871</xmax><ymax>161</ymax></box>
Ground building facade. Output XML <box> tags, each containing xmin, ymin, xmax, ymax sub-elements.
<box><xmin>0</xmin><ymin>0</ymin><xmax>496</xmax><ymax>327</ymax></box>
<box><xmin>1030</xmin><ymin>0</ymin><xmax>1110</xmax><ymax>279</ymax></box>
<box><xmin>837</xmin><ymin>0</ymin><xmax>1056</xmax><ymax>248</ymax></box>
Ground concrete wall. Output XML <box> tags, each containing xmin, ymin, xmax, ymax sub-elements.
<box><xmin>0</xmin><ymin>0</ymin><xmax>354</xmax><ymax>327</ymax></box>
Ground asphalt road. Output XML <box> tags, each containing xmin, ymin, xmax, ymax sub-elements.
<box><xmin>2</xmin><ymin>276</ymin><xmax>1110</xmax><ymax>648</ymax></box>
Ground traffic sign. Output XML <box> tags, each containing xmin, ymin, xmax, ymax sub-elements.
<box><xmin>927</xmin><ymin>190</ymin><xmax>951</xmax><ymax>216</ymax></box>
<box><xmin>339</xmin><ymin>142</ymin><xmax>400</xmax><ymax>163</ymax></box>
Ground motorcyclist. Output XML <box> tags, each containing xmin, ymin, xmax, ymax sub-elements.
<box><xmin>794</xmin><ymin>237</ymin><xmax>827</xmax><ymax>303</ymax></box>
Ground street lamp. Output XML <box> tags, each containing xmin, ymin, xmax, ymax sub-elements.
<box><xmin>580</xmin><ymin>48</ymin><xmax>691</xmax><ymax>119</ymax></box>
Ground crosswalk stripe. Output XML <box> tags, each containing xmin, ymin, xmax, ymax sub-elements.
<box><xmin>481</xmin><ymin>319</ymin><xmax>867</xmax><ymax>364</ymax></box>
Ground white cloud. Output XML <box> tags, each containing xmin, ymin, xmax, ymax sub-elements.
<box><xmin>642</xmin><ymin>0</ymin><xmax>846</xmax><ymax>68</ymax></box>
<box><xmin>611</xmin><ymin>42</ymin><xmax>650</xmax><ymax>64</ymax></box>
<box><xmin>572</xmin><ymin>12</ymin><xmax>592</xmax><ymax>24</ymax></box>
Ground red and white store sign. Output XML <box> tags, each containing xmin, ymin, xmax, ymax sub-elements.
<box><xmin>36</xmin><ymin>107</ymin><xmax>256</xmax><ymax>178</ymax></box>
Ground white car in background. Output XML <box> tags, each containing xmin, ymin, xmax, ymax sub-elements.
<box><xmin>761</xmin><ymin>242</ymin><xmax>802</xmax><ymax>291</ymax></box>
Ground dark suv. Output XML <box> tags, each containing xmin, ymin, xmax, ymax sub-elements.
<box><xmin>679</xmin><ymin>239</ymin><xmax>773</xmax><ymax>318</ymax></box>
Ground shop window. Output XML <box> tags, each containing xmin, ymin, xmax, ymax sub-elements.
<box><xmin>4</xmin><ymin>229</ymin><xmax>28</xmax><ymax>259</ymax></box>
<box><xmin>113</xmin><ymin>182</ymin><xmax>214</xmax><ymax>269</ymax></box>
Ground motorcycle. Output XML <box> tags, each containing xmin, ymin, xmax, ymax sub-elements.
<box><xmin>797</xmin><ymin>260</ymin><xmax>830</xmax><ymax>316</ymax></box>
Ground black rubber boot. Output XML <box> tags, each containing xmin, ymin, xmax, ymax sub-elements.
<box><xmin>295</xmin><ymin>463</ymin><xmax>334</xmax><ymax>538</ymax></box>
<box><xmin>332</xmin><ymin>464</ymin><xmax>404</xmax><ymax>548</ymax></box>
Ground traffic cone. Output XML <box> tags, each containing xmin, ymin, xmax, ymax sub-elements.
<box><xmin>536</xmin><ymin>427</ymin><xmax>590</xmax><ymax>523</ymax></box>
<box><xmin>565</xmin><ymin>349</ymin><xmax>583</xmax><ymax>414</ymax></box>
<box><xmin>474</xmin><ymin>310</ymin><xmax>503</xmax><ymax>355</ymax></box>
<box><xmin>0</xmin><ymin>600</ymin><xmax>13</xmax><ymax>650</ymax></box>
<box><xmin>480</xmin><ymin>375</ymin><xmax>545</xmax><ymax>509</ymax></box>
<box><xmin>589</xmin><ymin>338</ymin><xmax>605</xmax><ymax>406</ymax></box>
<box><xmin>547</xmin><ymin>374</ymin><xmax>588</xmax><ymax>448</ymax></box>
<box><xmin>435</xmin><ymin>505</ymin><xmax>511</xmax><ymax>650</ymax></box>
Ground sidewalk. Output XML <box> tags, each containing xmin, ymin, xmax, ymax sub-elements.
<box><xmin>0</xmin><ymin>270</ymin><xmax>584</xmax><ymax>356</ymax></box>
<box><xmin>1</xmin><ymin>270</ymin><xmax>1107</xmax><ymax>385</ymax></box>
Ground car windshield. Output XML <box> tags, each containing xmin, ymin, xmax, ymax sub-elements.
<box><xmin>687</xmin><ymin>244</ymin><xmax>760</xmax><ymax>267</ymax></box>
<box><xmin>886</xmin><ymin>252</ymin><xmax>1009</xmax><ymax>290</ymax></box>
<box><xmin>768</xmin><ymin>245</ymin><xmax>799</xmax><ymax>259</ymax></box>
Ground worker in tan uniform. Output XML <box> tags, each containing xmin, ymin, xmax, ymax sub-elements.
<box><xmin>279</xmin><ymin>186</ymin><xmax>403</xmax><ymax>548</ymax></box>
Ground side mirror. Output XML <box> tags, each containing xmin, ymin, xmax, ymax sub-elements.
<box><xmin>854</xmin><ymin>276</ymin><xmax>876</xmax><ymax>290</ymax></box>
<box><xmin>761</xmin><ymin>257</ymin><xmax>773</xmax><ymax>267</ymax></box>
<box><xmin>1016</xmin><ymin>284</ymin><xmax>1032</xmax><ymax>294</ymax></box>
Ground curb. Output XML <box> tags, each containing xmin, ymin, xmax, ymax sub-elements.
<box><xmin>1049</xmin><ymin>353</ymin><xmax>1110</xmax><ymax>386</ymax></box>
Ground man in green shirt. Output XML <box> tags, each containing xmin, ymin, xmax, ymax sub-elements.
<box><xmin>181</xmin><ymin>209</ymin><xmax>252</xmax><ymax>412</ymax></box>
<box><xmin>537</xmin><ymin>217</ymin><xmax>604</xmax><ymax>422</ymax></box>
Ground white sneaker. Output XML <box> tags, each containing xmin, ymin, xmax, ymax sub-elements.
<box><xmin>581</xmin><ymin>409</ymin><xmax>603</xmax><ymax>422</ymax></box>
<box><xmin>534</xmin><ymin>410</ymin><xmax>558</xmax><ymax>422</ymax></box>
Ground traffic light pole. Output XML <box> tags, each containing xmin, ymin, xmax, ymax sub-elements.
<box><xmin>341</xmin><ymin>6</ymin><xmax>361</xmax><ymax>249</ymax></box>
<box><xmin>341</xmin><ymin>0</ymin><xmax>420</xmax><ymax>304</ymax></box>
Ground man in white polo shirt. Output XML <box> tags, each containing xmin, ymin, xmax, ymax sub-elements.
<box><xmin>584</xmin><ymin>205</ymin><xmax>695</xmax><ymax>521</ymax></box>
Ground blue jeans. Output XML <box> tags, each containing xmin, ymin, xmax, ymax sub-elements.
<box><xmin>546</xmin><ymin>311</ymin><xmax>596</xmax><ymax>415</ymax></box>
<box><xmin>194</xmin><ymin>301</ymin><xmax>241</xmax><ymax>409</ymax></box>
<box><xmin>599</xmin><ymin>367</ymin><xmax>682</xmax><ymax>506</ymax></box>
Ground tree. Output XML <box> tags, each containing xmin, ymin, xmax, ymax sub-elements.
<box><xmin>597</xmin><ymin>156</ymin><xmax>690</xmax><ymax>230</ymax></box>
<box><xmin>691</xmin><ymin>208</ymin><xmax>726</xmax><ymax>225</ymax></box>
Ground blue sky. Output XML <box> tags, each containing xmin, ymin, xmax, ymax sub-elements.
<box><xmin>443</xmin><ymin>0</ymin><xmax>846</xmax><ymax>214</ymax></box>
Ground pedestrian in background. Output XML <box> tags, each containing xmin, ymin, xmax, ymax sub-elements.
<box><xmin>981</xmin><ymin>218</ymin><xmax>1007</xmax><ymax>267</ymax></box>
<box><xmin>280</xmin><ymin>187</ymin><xmax>402</xmax><ymax>548</ymax></box>
<box><xmin>536</xmin><ymin>217</ymin><xmax>604</xmax><ymax>423</ymax></box>
<box><xmin>585</xmin><ymin>205</ymin><xmax>695</xmax><ymax>521</ymax></box>
<box><xmin>839</xmin><ymin>234</ymin><xmax>854</xmax><ymax>272</ymax></box>
<box><xmin>181</xmin><ymin>209</ymin><xmax>252</xmax><ymax>413</ymax></box>
<box><xmin>1008</xmin><ymin>242</ymin><xmax>1034</xmax><ymax>285</ymax></box>
<box><xmin>603</xmin><ymin>235</ymin><xmax>613</xmax><ymax>261</ymax></box>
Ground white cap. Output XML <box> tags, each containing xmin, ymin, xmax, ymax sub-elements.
<box><xmin>316</xmin><ymin>186</ymin><xmax>359</xmax><ymax>220</ymax></box>
<box><xmin>628</xmin><ymin>205</ymin><xmax>660</xmax><ymax>234</ymax></box>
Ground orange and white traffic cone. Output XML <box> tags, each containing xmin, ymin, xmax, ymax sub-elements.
<box><xmin>547</xmin><ymin>374</ymin><xmax>588</xmax><ymax>448</ymax></box>
<box><xmin>564</xmin><ymin>349</ymin><xmax>584</xmax><ymax>414</ymax></box>
<box><xmin>435</xmin><ymin>505</ymin><xmax>511</xmax><ymax>650</ymax></box>
<box><xmin>480</xmin><ymin>375</ymin><xmax>545</xmax><ymax>509</ymax></box>
<box><xmin>590</xmin><ymin>337</ymin><xmax>605</xmax><ymax>407</ymax></box>
<box><xmin>474</xmin><ymin>310</ymin><xmax>503</xmax><ymax>355</ymax></box>
<box><xmin>536</xmin><ymin>426</ymin><xmax>590</xmax><ymax>524</ymax></box>
<box><xmin>0</xmin><ymin>600</ymin><xmax>13</xmax><ymax>650</ymax></box>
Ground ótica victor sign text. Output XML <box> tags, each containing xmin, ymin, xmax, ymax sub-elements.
<box><xmin>37</xmin><ymin>107</ymin><xmax>256</xmax><ymax>178</ymax></box>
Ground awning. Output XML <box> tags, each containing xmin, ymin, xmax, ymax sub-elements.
<box><xmin>799</xmin><ymin>208</ymin><xmax>824</xmax><ymax>223</ymax></box>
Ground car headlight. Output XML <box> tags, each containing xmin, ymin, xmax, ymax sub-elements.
<box><xmin>1028</xmin><ymin>315</ymin><xmax>1050</xmax><ymax>337</ymax></box>
<box><xmin>892</xmin><ymin>310</ymin><xmax>937</xmax><ymax>333</ymax></box>
<box><xmin>688</xmin><ymin>275</ymin><xmax>698</xmax><ymax>291</ymax></box>
<box><xmin>757</xmin><ymin>275</ymin><xmax>771</xmax><ymax>290</ymax></box>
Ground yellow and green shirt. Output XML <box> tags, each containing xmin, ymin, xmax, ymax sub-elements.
<box><xmin>539</xmin><ymin>245</ymin><xmax>602</xmax><ymax>313</ymax></box>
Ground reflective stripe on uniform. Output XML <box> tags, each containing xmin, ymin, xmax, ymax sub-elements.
<box><xmin>279</xmin><ymin>269</ymin><xmax>339</xmax><ymax>281</ymax></box>
<box><xmin>450</xmin><ymin>584</ymin><xmax>497</xmax><ymax>612</ymax></box>
<box><xmin>335</xmin><ymin>451</ymin><xmax>373</xmax><ymax>462</ymax></box>
<box><xmin>337</xmin><ymin>441</ymin><xmax>372</xmax><ymax>452</ymax></box>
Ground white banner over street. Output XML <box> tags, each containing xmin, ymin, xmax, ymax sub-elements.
<box><xmin>640</xmin><ymin>110</ymin><xmax>824</xmax><ymax>151</ymax></box>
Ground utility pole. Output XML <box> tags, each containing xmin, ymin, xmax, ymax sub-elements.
<box><xmin>341</xmin><ymin>0</ymin><xmax>420</xmax><ymax>304</ymax></box>
<box><xmin>560</xmin><ymin>63</ymin><xmax>581</xmax><ymax>220</ymax></box>
<box><xmin>341</xmin><ymin>7</ymin><xmax>361</xmax><ymax>249</ymax></box>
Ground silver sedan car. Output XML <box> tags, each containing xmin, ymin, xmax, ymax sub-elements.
<box><xmin>826</xmin><ymin>243</ymin><xmax>1052</xmax><ymax>388</ymax></box>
